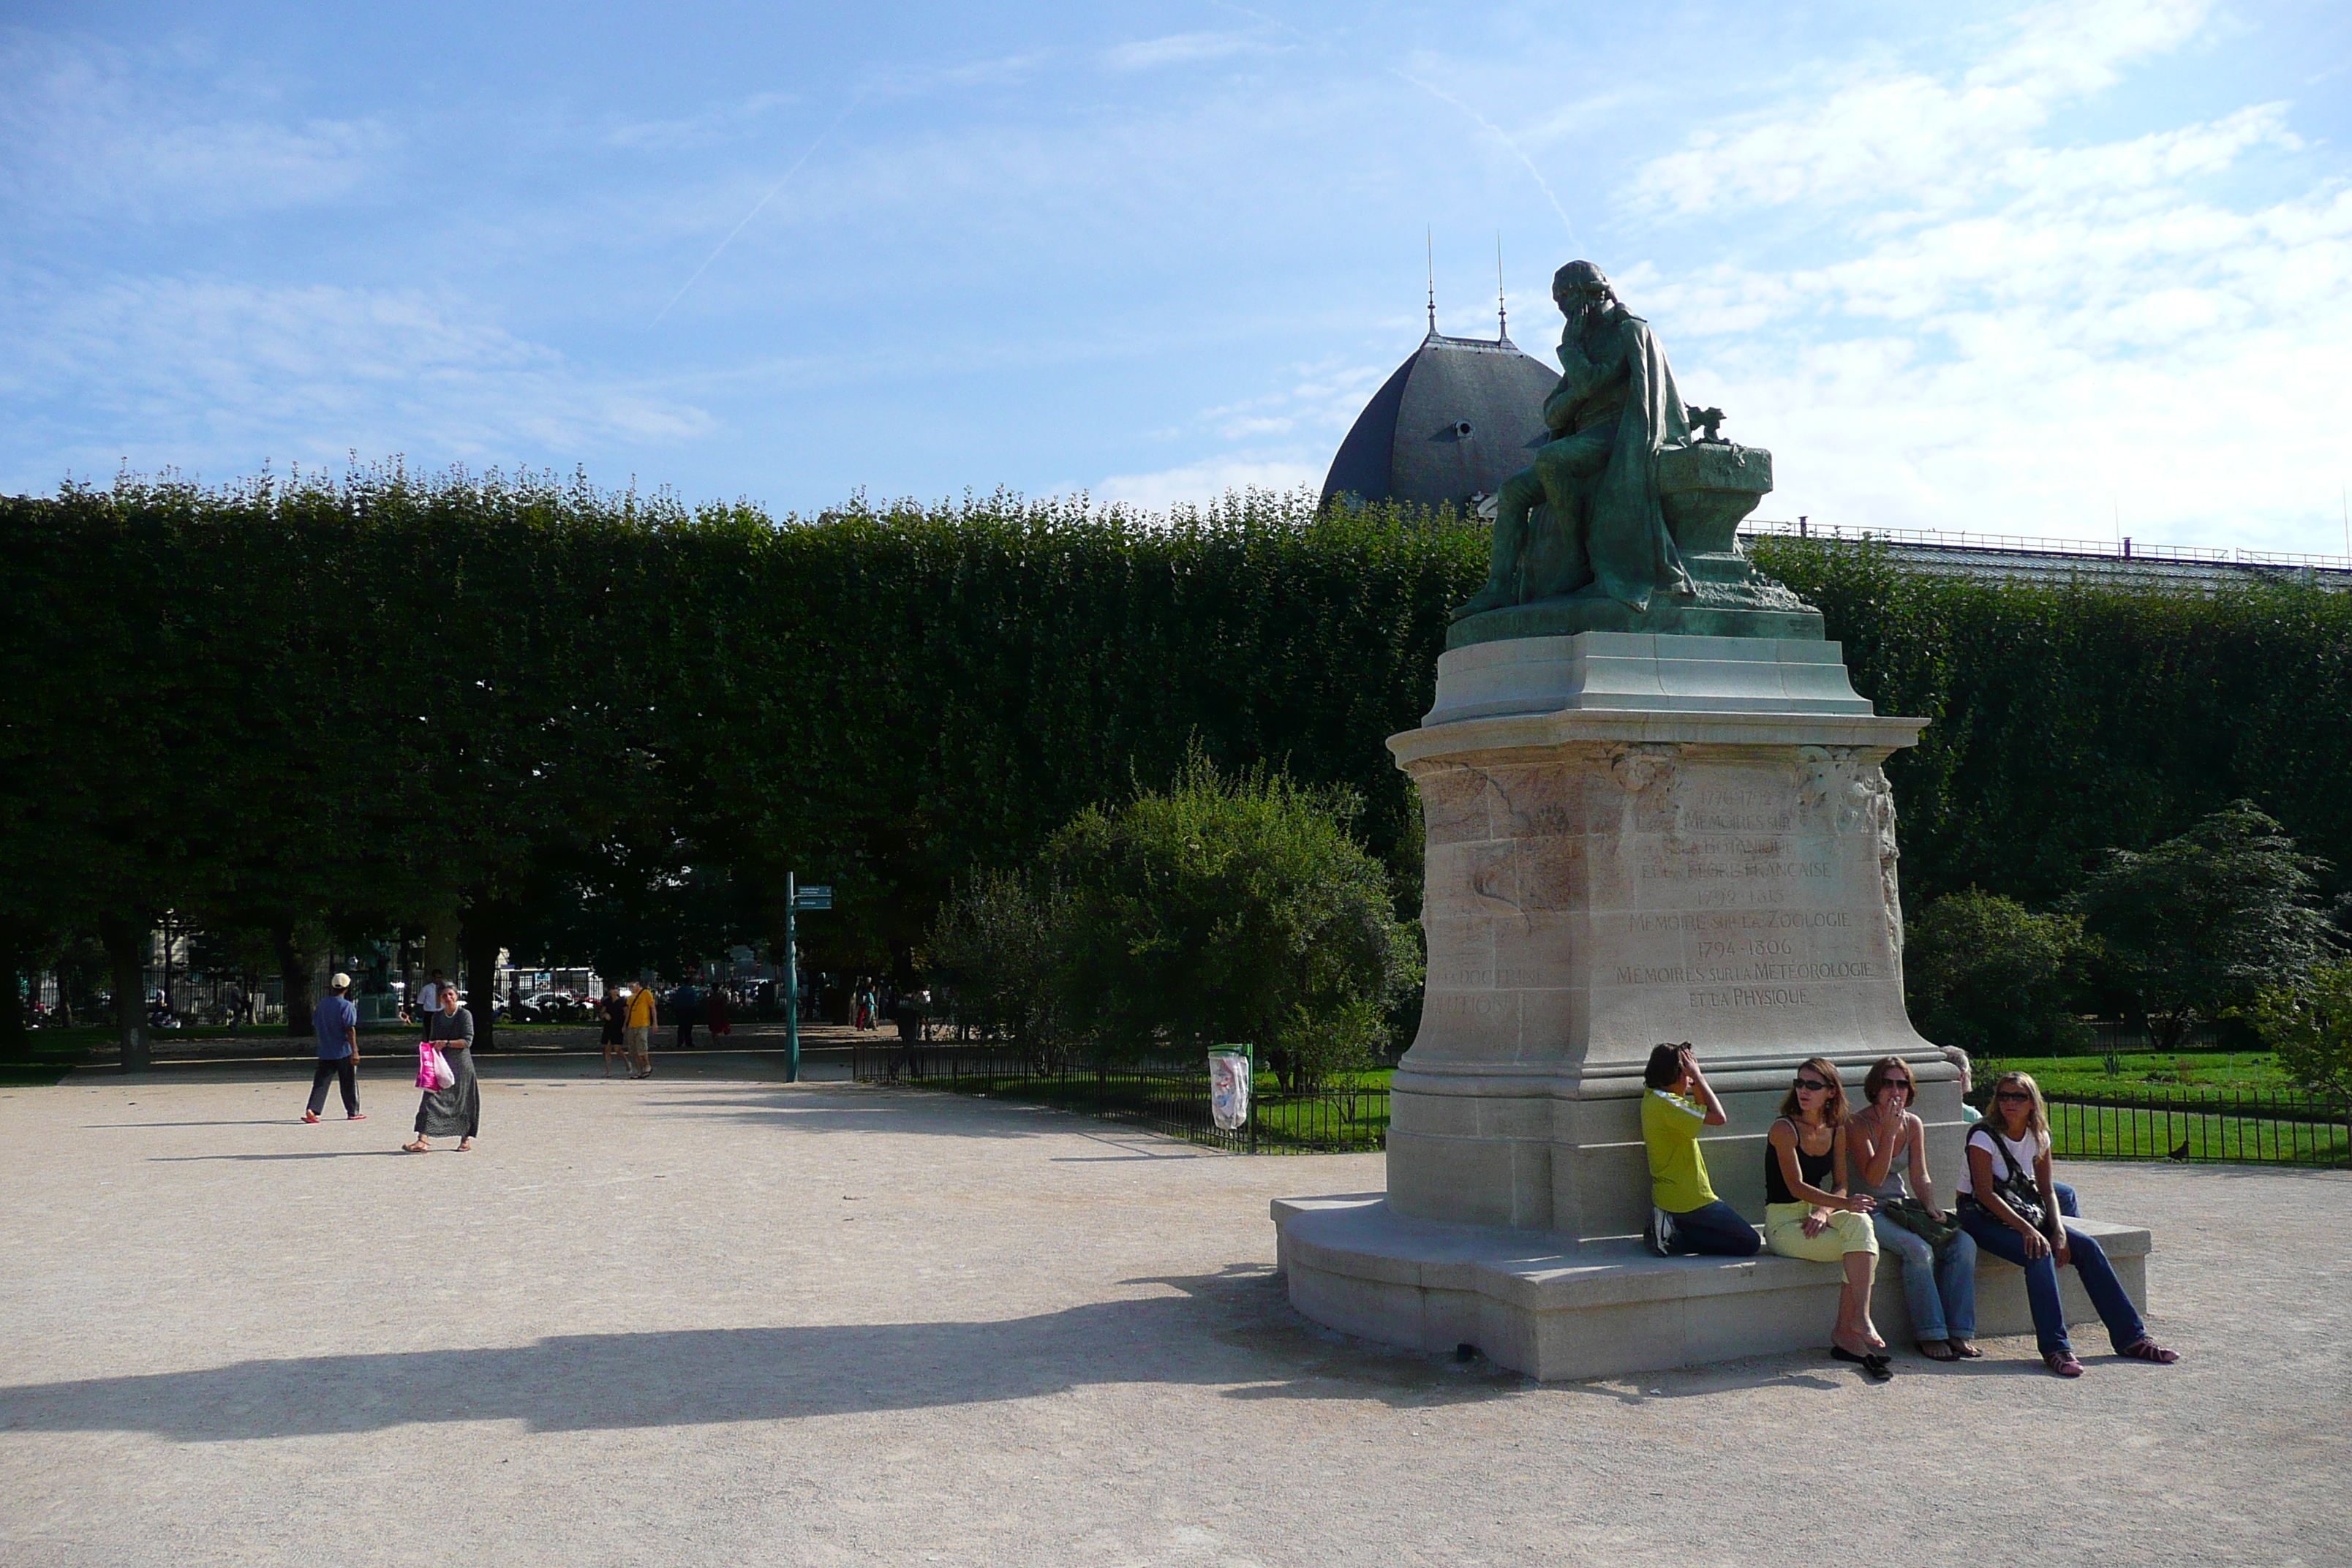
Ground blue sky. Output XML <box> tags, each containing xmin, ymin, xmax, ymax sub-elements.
<box><xmin>4</xmin><ymin>0</ymin><xmax>2349</xmax><ymax>552</ymax></box>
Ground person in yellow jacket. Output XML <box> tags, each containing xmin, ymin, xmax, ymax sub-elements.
<box><xmin>623</xmin><ymin>981</ymin><xmax>659</xmax><ymax>1079</ymax></box>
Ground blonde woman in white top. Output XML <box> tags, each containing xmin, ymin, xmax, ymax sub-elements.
<box><xmin>1957</xmin><ymin>1071</ymin><xmax>2178</xmax><ymax>1379</ymax></box>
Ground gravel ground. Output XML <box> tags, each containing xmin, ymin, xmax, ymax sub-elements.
<box><xmin>1</xmin><ymin>1064</ymin><xmax>2343</xmax><ymax>1568</ymax></box>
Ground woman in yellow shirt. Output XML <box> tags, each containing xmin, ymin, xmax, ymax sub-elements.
<box><xmin>1639</xmin><ymin>1044</ymin><xmax>1761</xmax><ymax>1259</ymax></box>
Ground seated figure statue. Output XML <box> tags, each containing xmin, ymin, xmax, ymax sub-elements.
<box><xmin>1455</xmin><ymin>261</ymin><xmax>1700</xmax><ymax>620</ymax></box>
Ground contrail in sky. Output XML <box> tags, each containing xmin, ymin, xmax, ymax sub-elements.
<box><xmin>1393</xmin><ymin>70</ymin><xmax>1583</xmax><ymax>252</ymax></box>
<box><xmin>650</xmin><ymin>94</ymin><xmax>863</xmax><ymax>328</ymax></box>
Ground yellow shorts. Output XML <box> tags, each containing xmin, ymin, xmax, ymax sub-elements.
<box><xmin>1765</xmin><ymin>1202</ymin><xmax>1879</xmax><ymax>1260</ymax></box>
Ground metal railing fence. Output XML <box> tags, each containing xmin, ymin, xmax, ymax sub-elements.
<box><xmin>852</xmin><ymin>1044</ymin><xmax>1389</xmax><ymax>1153</ymax></box>
<box><xmin>2040</xmin><ymin>1088</ymin><xmax>2351</xmax><ymax>1167</ymax></box>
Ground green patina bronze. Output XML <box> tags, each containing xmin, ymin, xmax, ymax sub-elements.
<box><xmin>1450</xmin><ymin>260</ymin><xmax>1821</xmax><ymax>649</ymax></box>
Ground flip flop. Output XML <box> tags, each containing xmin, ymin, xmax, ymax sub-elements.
<box><xmin>1917</xmin><ymin>1341</ymin><xmax>1959</xmax><ymax>1362</ymax></box>
<box><xmin>1949</xmin><ymin>1339</ymin><xmax>1983</xmax><ymax>1359</ymax></box>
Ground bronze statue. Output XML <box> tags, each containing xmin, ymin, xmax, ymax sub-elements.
<box><xmin>1457</xmin><ymin>262</ymin><xmax>1700</xmax><ymax>619</ymax></box>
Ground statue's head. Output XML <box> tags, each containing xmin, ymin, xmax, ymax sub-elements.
<box><xmin>1552</xmin><ymin>260</ymin><xmax>1616</xmax><ymax>323</ymax></box>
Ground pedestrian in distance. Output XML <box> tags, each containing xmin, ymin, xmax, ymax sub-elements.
<box><xmin>1762</xmin><ymin>1057</ymin><xmax>1888</xmax><ymax>1379</ymax></box>
<box><xmin>671</xmin><ymin>976</ymin><xmax>699</xmax><ymax>1051</ymax></box>
<box><xmin>415</xmin><ymin>968</ymin><xmax>448</xmax><ymax>1018</ymax></box>
<box><xmin>703</xmin><ymin>983</ymin><xmax>731</xmax><ymax>1043</ymax></box>
<box><xmin>624</xmin><ymin>979</ymin><xmax>657</xmax><ymax>1079</ymax></box>
<box><xmin>303</xmin><ymin>972</ymin><xmax>365</xmax><ymax>1123</ymax></box>
<box><xmin>598</xmin><ymin>981</ymin><xmax>630</xmax><ymax>1077</ymax></box>
<box><xmin>404</xmin><ymin>981</ymin><xmax>480</xmax><ymax>1153</ymax></box>
<box><xmin>1639</xmin><ymin>1043</ymin><xmax>1763</xmax><ymax>1260</ymax></box>
<box><xmin>1848</xmin><ymin>1056</ymin><xmax>1978</xmax><ymax>1361</ymax></box>
<box><xmin>1957</xmin><ymin>1071</ymin><xmax>2177</xmax><ymax>1378</ymax></box>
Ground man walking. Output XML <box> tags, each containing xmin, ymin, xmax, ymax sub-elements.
<box><xmin>624</xmin><ymin>979</ymin><xmax>658</xmax><ymax>1079</ymax></box>
<box><xmin>304</xmin><ymin>972</ymin><xmax>364</xmax><ymax>1123</ymax></box>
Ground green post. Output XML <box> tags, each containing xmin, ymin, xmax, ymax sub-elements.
<box><xmin>785</xmin><ymin>872</ymin><xmax>801</xmax><ymax>1084</ymax></box>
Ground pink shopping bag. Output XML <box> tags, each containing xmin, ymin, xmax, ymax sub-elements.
<box><xmin>416</xmin><ymin>1042</ymin><xmax>442</xmax><ymax>1090</ymax></box>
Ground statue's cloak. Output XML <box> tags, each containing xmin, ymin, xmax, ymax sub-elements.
<box><xmin>1588</xmin><ymin>314</ymin><xmax>1697</xmax><ymax>612</ymax></box>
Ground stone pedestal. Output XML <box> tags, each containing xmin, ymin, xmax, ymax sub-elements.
<box><xmin>1388</xmin><ymin>631</ymin><xmax>1953</xmax><ymax>1244</ymax></box>
<box><xmin>1273</xmin><ymin>630</ymin><xmax>2131</xmax><ymax>1376</ymax></box>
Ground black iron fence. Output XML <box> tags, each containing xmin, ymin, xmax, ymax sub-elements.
<box><xmin>852</xmin><ymin>1044</ymin><xmax>1390</xmax><ymax>1153</ymax></box>
<box><xmin>2042</xmin><ymin>1088</ymin><xmax>2351</xmax><ymax>1167</ymax></box>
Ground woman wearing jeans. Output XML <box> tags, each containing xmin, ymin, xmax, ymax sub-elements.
<box><xmin>1639</xmin><ymin>1044</ymin><xmax>1762</xmax><ymax>1258</ymax></box>
<box><xmin>1959</xmin><ymin>1071</ymin><xmax>2179</xmax><ymax>1378</ymax></box>
<box><xmin>1849</xmin><ymin>1057</ymin><xmax>1977</xmax><ymax>1361</ymax></box>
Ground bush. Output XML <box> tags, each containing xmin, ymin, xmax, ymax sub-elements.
<box><xmin>1041</xmin><ymin>755</ymin><xmax>1420</xmax><ymax>1090</ymax></box>
<box><xmin>2243</xmin><ymin>959</ymin><xmax>2352</xmax><ymax>1097</ymax></box>
<box><xmin>1905</xmin><ymin>889</ymin><xmax>2087</xmax><ymax>1057</ymax></box>
<box><xmin>926</xmin><ymin>867</ymin><xmax>1067</xmax><ymax>1064</ymax></box>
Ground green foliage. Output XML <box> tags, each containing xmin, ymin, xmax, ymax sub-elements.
<box><xmin>2068</xmin><ymin>800</ymin><xmax>2334</xmax><ymax>1049</ymax></box>
<box><xmin>1751</xmin><ymin>538</ymin><xmax>2352</xmax><ymax>916</ymax></box>
<box><xmin>1041</xmin><ymin>755</ymin><xmax>1422</xmax><ymax>1089</ymax></box>
<box><xmin>1904</xmin><ymin>888</ymin><xmax>2088</xmax><ymax>1057</ymax></box>
<box><xmin>2244</xmin><ymin>959</ymin><xmax>2352</xmax><ymax>1097</ymax></box>
<box><xmin>926</xmin><ymin>867</ymin><xmax>1067</xmax><ymax>1063</ymax></box>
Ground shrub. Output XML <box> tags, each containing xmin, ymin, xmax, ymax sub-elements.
<box><xmin>2243</xmin><ymin>960</ymin><xmax>2352</xmax><ymax>1097</ymax></box>
<box><xmin>1041</xmin><ymin>754</ymin><xmax>1420</xmax><ymax>1090</ymax></box>
<box><xmin>1905</xmin><ymin>888</ymin><xmax>2087</xmax><ymax>1056</ymax></box>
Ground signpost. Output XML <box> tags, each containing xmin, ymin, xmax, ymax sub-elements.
<box><xmin>783</xmin><ymin>875</ymin><xmax>831</xmax><ymax>1083</ymax></box>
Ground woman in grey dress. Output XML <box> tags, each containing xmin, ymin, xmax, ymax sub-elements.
<box><xmin>404</xmin><ymin>983</ymin><xmax>480</xmax><ymax>1153</ymax></box>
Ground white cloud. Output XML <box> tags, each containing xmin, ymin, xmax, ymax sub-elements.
<box><xmin>0</xmin><ymin>31</ymin><xmax>388</xmax><ymax>222</ymax></box>
<box><xmin>1632</xmin><ymin>0</ymin><xmax>2215</xmax><ymax>220</ymax></box>
<box><xmin>0</xmin><ymin>274</ymin><xmax>713</xmax><ymax>486</ymax></box>
<box><xmin>606</xmin><ymin>93</ymin><xmax>799</xmax><ymax>152</ymax></box>
<box><xmin>1103</xmin><ymin>32</ymin><xmax>1273</xmax><ymax>72</ymax></box>
<box><xmin>1097</xmin><ymin>456</ymin><xmax>1322</xmax><ymax>510</ymax></box>
<box><xmin>1637</xmin><ymin>82</ymin><xmax>2352</xmax><ymax>551</ymax></box>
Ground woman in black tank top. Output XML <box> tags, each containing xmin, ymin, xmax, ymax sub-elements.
<box><xmin>1764</xmin><ymin>1056</ymin><xmax>1888</xmax><ymax>1378</ymax></box>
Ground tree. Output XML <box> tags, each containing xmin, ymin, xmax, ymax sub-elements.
<box><xmin>927</xmin><ymin>867</ymin><xmax>1066</xmax><ymax>1063</ymax></box>
<box><xmin>2070</xmin><ymin>800</ymin><xmax>2336</xmax><ymax>1051</ymax></box>
<box><xmin>1904</xmin><ymin>889</ymin><xmax>2088</xmax><ymax>1058</ymax></box>
<box><xmin>1043</xmin><ymin>756</ymin><xmax>1421</xmax><ymax>1090</ymax></box>
<box><xmin>2244</xmin><ymin>960</ymin><xmax>2352</xmax><ymax>1097</ymax></box>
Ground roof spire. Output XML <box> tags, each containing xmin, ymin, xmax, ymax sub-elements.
<box><xmin>1425</xmin><ymin>227</ymin><xmax>1436</xmax><ymax>336</ymax></box>
<box><xmin>1496</xmin><ymin>233</ymin><xmax>1507</xmax><ymax>343</ymax></box>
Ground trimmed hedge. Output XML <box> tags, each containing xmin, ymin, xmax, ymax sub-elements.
<box><xmin>6</xmin><ymin>470</ymin><xmax>2348</xmax><ymax>974</ymax></box>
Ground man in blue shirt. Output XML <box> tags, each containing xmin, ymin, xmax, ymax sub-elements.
<box><xmin>304</xmin><ymin>972</ymin><xmax>365</xmax><ymax>1123</ymax></box>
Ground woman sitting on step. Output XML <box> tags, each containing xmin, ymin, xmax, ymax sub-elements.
<box><xmin>1849</xmin><ymin>1056</ymin><xmax>1978</xmax><ymax>1362</ymax></box>
<box><xmin>1638</xmin><ymin>1044</ymin><xmax>1762</xmax><ymax>1259</ymax></box>
<box><xmin>1958</xmin><ymin>1071</ymin><xmax>2179</xmax><ymax>1379</ymax></box>
<box><xmin>1763</xmin><ymin>1058</ymin><xmax>1888</xmax><ymax>1380</ymax></box>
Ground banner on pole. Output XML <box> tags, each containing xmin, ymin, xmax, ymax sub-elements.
<box><xmin>1208</xmin><ymin>1048</ymin><xmax>1251</xmax><ymax>1132</ymax></box>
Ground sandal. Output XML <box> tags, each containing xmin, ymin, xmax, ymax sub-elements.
<box><xmin>2119</xmin><ymin>1338</ymin><xmax>2179</xmax><ymax>1365</ymax></box>
<box><xmin>1948</xmin><ymin>1339</ymin><xmax>1982</xmax><ymax>1359</ymax></box>
<box><xmin>402</xmin><ymin>1139</ymin><xmax>429</xmax><ymax>1153</ymax></box>
<box><xmin>1917</xmin><ymin>1341</ymin><xmax>1958</xmax><ymax>1362</ymax></box>
<box><xmin>2044</xmin><ymin>1351</ymin><xmax>2084</xmax><ymax>1378</ymax></box>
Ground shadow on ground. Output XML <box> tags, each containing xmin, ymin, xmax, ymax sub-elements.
<box><xmin>0</xmin><ymin>1267</ymin><xmax>1570</xmax><ymax>1441</ymax></box>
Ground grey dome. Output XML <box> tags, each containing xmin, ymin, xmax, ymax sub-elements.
<box><xmin>1321</xmin><ymin>330</ymin><xmax>1561</xmax><ymax>511</ymax></box>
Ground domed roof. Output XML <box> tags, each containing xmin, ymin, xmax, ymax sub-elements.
<box><xmin>1321</xmin><ymin>329</ymin><xmax>1561</xmax><ymax>512</ymax></box>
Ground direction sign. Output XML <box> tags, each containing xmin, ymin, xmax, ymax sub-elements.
<box><xmin>794</xmin><ymin>885</ymin><xmax>833</xmax><ymax>911</ymax></box>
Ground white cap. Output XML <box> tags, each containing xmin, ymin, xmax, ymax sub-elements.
<box><xmin>331</xmin><ymin>972</ymin><xmax>353</xmax><ymax>990</ymax></box>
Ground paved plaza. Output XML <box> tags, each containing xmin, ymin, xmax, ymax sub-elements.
<box><xmin>1</xmin><ymin>1060</ymin><xmax>2344</xmax><ymax>1567</ymax></box>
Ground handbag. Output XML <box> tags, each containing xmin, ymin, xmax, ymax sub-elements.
<box><xmin>1880</xmin><ymin>1195</ymin><xmax>1962</xmax><ymax>1254</ymax></box>
<box><xmin>1976</xmin><ymin>1125</ymin><xmax>2047</xmax><ymax>1230</ymax></box>
<box><xmin>416</xmin><ymin>1042</ymin><xmax>442</xmax><ymax>1090</ymax></box>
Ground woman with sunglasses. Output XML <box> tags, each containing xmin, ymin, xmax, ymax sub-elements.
<box><xmin>1764</xmin><ymin>1058</ymin><xmax>1887</xmax><ymax>1378</ymax></box>
<box><xmin>1850</xmin><ymin>1056</ymin><xmax>1977</xmax><ymax>1361</ymax></box>
<box><xmin>1959</xmin><ymin>1071</ymin><xmax>2178</xmax><ymax>1378</ymax></box>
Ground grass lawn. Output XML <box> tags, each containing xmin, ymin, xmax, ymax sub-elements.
<box><xmin>1980</xmin><ymin>1049</ymin><xmax>2308</xmax><ymax>1098</ymax></box>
